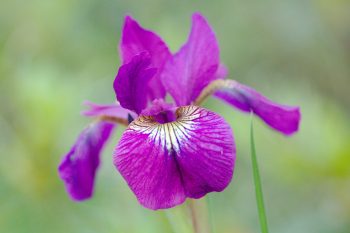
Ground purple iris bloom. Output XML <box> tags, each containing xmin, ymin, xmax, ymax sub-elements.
<box><xmin>58</xmin><ymin>13</ymin><xmax>300</xmax><ymax>210</ymax></box>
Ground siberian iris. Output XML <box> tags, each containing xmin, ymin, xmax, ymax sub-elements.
<box><xmin>58</xmin><ymin>13</ymin><xmax>300</xmax><ymax>210</ymax></box>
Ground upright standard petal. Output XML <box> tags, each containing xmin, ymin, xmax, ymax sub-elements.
<box><xmin>58</xmin><ymin>121</ymin><xmax>115</xmax><ymax>201</ymax></box>
<box><xmin>161</xmin><ymin>13</ymin><xmax>220</xmax><ymax>106</ymax></box>
<box><xmin>215</xmin><ymin>64</ymin><xmax>228</xmax><ymax>80</ymax></box>
<box><xmin>114</xmin><ymin>106</ymin><xmax>235</xmax><ymax>210</ymax></box>
<box><xmin>114</xmin><ymin>53</ymin><xmax>157</xmax><ymax>114</ymax></box>
<box><xmin>120</xmin><ymin>16</ymin><xmax>171</xmax><ymax>99</ymax></box>
<box><xmin>213</xmin><ymin>80</ymin><xmax>301</xmax><ymax>135</ymax></box>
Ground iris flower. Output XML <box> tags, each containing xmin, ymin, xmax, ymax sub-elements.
<box><xmin>58</xmin><ymin>13</ymin><xmax>300</xmax><ymax>210</ymax></box>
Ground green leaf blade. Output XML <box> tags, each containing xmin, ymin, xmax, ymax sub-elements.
<box><xmin>250</xmin><ymin>115</ymin><xmax>269</xmax><ymax>233</ymax></box>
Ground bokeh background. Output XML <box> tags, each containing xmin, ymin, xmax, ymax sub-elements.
<box><xmin>1</xmin><ymin>0</ymin><xmax>350</xmax><ymax>232</ymax></box>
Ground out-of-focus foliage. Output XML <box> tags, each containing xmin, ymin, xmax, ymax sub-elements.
<box><xmin>1</xmin><ymin>0</ymin><xmax>349</xmax><ymax>233</ymax></box>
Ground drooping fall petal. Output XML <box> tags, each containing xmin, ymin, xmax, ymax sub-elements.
<box><xmin>114</xmin><ymin>52</ymin><xmax>157</xmax><ymax>114</ymax></box>
<box><xmin>120</xmin><ymin>16</ymin><xmax>171</xmax><ymax>99</ymax></box>
<box><xmin>214</xmin><ymin>80</ymin><xmax>301</xmax><ymax>135</ymax></box>
<box><xmin>161</xmin><ymin>13</ymin><xmax>220</xmax><ymax>106</ymax></box>
<box><xmin>58</xmin><ymin>121</ymin><xmax>115</xmax><ymax>201</ymax></box>
<box><xmin>82</xmin><ymin>101</ymin><xmax>135</xmax><ymax>120</ymax></box>
<box><xmin>114</xmin><ymin>106</ymin><xmax>235</xmax><ymax>210</ymax></box>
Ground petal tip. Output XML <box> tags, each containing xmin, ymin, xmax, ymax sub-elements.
<box><xmin>139</xmin><ymin>195</ymin><xmax>187</xmax><ymax>210</ymax></box>
<box><xmin>58</xmin><ymin>122</ymin><xmax>114</xmax><ymax>202</ymax></box>
<box><xmin>58</xmin><ymin>155</ymin><xmax>94</xmax><ymax>202</ymax></box>
<box><xmin>192</xmin><ymin>12</ymin><xmax>205</xmax><ymax>20</ymax></box>
<box><xmin>191</xmin><ymin>12</ymin><xmax>211</xmax><ymax>30</ymax></box>
<box><xmin>123</xmin><ymin>15</ymin><xmax>138</xmax><ymax>28</ymax></box>
<box><xmin>283</xmin><ymin>106</ymin><xmax>301</xmax><ymax>136</ymax></box>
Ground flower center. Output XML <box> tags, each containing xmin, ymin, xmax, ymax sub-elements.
<box><xmin>140</xmin><ymin>99</ymin><xmax>178</xmax><ymax>124</ymax></box>
<box><xmin>153</xmin><ymin>110</ymin><xmax>177</xmax><ymax>124</ymax></box>
<box><xmin>129</xmin><ymin>106</ymin><xmax>202</xmax><ymax>153</ymax></box>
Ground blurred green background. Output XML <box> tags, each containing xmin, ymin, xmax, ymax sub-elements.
<box><xmin>1</xmin><ymin>0</ymin><xmax>350</xmax><ymax>232</ymax></box>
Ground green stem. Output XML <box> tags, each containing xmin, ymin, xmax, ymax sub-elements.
<box><xmin>164</xmin><ymin>207</ymin><xmax>192</xmax><ymax>233</ymax></box>
<box><xmin>250</xmin><ymin>115</ymin><xmax>269</xmax><ymax>233</ymax></box>
<box><xmin>187</xmin><ymin>199</ymin><xmax>211</xmax><ymax>233</ymax></box>
<box><xmin>188</xmin><ymin>200</ymin><xmax>200</xmax><ymax>233</ymax></box>
<box><xmin>205</xmin><ymin>196</ymin><xmax>215</xmax><ymax>233</ymax></box>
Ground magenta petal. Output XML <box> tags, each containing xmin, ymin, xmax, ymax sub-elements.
<box><xmin>161</xmin><ymin>13</ymin><xmax>220</xmax><ymax>106</ymax></box>
<box><xmin>114</xmin><ymin>106</ymin><xmax>235</xmax><ymax>210</ymax></box>
<box><xmin>82</xmin><ymin>101</ymin><xmax>135</xmax><ymax>119</ymax></box>
<box><xmin>120</xmin><ymin>16</ymin><xmax>171</xmax><ymax>100</ymax></box>
<box><xmin>214</xmin><ymin>81</ymin><xmax>301</xmax><ymax>135</ymax></box>
<box><xmin>114</xmin><ymin>53</ymin><xmax>157</xmax><ymax>114</ymax></box>
<box><xmin>58</xmin><ymin>121</ymin><xmax>115</xmax><ymax>201</ymax></box>
<box><xmin>215</xmin><ymin>64</ymin><xmax>228</xmax><ymax>80</ymax></box>
<box><xmin>140</xmin><ymin>99</ymin><xmax>175</xmax><ymax>116</ymax></box>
